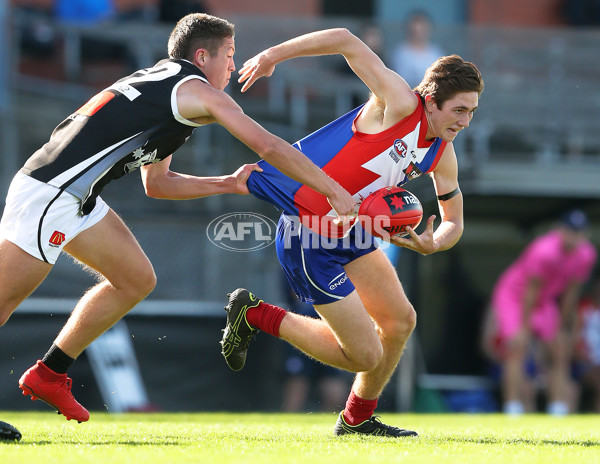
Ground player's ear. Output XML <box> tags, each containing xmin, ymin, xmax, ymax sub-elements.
<box><xmin>194</xmin><ymin>49</ymin><xmax>207</xmax><ymax>67</ymax></box>
<box><xmin>425</xmin><ymin>95</ymin><xmax>437</xmax><ymax>111</ymax></box>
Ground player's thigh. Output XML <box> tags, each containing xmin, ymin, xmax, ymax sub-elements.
<box><xmin>0</xmin><ymin>238</ymin><xmax>52</xmax><ymax>311</ymax></box>
<box><xmin>344</xmin><ymin>248</ymin><xmax>415</xmax><ymax>330</ymax></box>
<box><xmin>63</xmin><ymin>209</ymin><xmax>155</xmax><ymax>289</ymax></box>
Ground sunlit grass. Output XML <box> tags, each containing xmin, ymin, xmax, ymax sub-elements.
<box><xmin>1</xmin><ymin>411</ymin><xmax>599</xmax><ymax>464</ymax></box>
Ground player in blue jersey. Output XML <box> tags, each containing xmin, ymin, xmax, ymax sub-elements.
<box><xmin>221</xmin><ymin>28</ymin><xmax>483</xmax><ymax>437</ymax></box>
<box><xmin>0</xmin><ymin>14</ymin><xmax>355</xmax><ymax>423</ymax></box>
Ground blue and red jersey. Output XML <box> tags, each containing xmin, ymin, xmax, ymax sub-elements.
<box><xmin>247</xmin><ymin>96</ymin><xmax>447</xmax><ymax>237</ymax></box>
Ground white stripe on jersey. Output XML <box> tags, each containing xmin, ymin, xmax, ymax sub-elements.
<box><xmin>47</xmin><ymin>131</ymin><xmax>141</xmax><ymax>193</ymax></box>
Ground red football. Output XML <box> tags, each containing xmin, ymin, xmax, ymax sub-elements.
<box><xmin>358</xmin><ymin>186</ymin><xmax>423</xmax><ymax>239</ymax></box>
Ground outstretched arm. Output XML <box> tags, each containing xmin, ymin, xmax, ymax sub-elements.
<box><xmin>238</xmin><ymin>28</ymin><xmax>417</xmax><ymax>115</ymax></box>
<box><xmin>141</xmin><ymin>156</ymin><xmax>262</xmax><ymax>199</ymax></box>
<box><xmin>176</xmin><ymin>79</ymin><xmax>356</xmax><ymax>221</ymax></box>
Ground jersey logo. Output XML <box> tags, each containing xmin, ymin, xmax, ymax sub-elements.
<box><xmin>403</xmin><ymin>162</ymin><xmax>423</xmax><ymax>180</ymax></box>
<box><xmin>76</xmin><ymin>91</ymin><xmax>115</xmax><ymax>117</ymax></box>
<box><xmin>124</xmin><ymin>147</ymin><xmax>159</xmax><ymax>173</ymax></box>
<box><xmin>49</xmin><ymin>230</ymin><xmax>66</xmax><ymax>247</ymax></box>
<box><xmin>388</xmin><ymin>139</ymin><xmax>408</xmax><ymax>164</ymax></box>
<box><xmin>394</xmin><ymin>139</ymin><xmax>408</xmax><ymax>158</ymax></box>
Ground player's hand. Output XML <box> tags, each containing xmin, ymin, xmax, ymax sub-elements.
<box><xmin>390</xmin><ymin>215</ymin><xmax>437</xmax><ymax>255</ymax></box>
<box><xmin>230</xmin><ymin>163</ymin><xmax>263</xmax><ymax>195</ymax></box>
<box><xmin>238</xmin><ymin>51</ymin><xmax>276</xmax><ymax>92</ymax></box>
<box><xmin>328</xmin><ymin>187</ymin><xmax>358</xmax><ymax>225</ymax></box>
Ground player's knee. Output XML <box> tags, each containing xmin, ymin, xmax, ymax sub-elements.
<box><xmin>352</xmin><ymin>341</ymin><xmax>384</xmax><ymax>372</ymax></box>
<box><xmin>401</xmin><ymin>304</ymin><xmax>417</xmax><ymax>335</ymax></box>
<box><xmin>122</xmin><ymin>265</ymin><xmax>157</xmax><ymax>301</ymax></box>
<box><xmin>383</xmin><ymin>304</ymin><xmax>417</xmax><ymax>342</ymax></box>
<box><xmin>504</xmin><ymin>339</ymin><xmax>527</xmax><ymax>359</ymax></box>
<box><xmin>0</xmin><ymin>304</ymin><xmax>17</xmax><ymax>326</ymax></box>
<box><xmin>137</xmin><ymin>267</ymin><xmax>157</xmax><ymax>298</ymax></box>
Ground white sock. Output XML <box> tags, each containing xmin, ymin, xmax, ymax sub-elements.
<box><xmin>547</xmin><ymin>401</ymin><xmax>569</xmax><ymax>416</ymax></box>
<box><xmin>503</xmin><ymin>400</ymin><xmax>524</xmax><ymax>415</ymax></box>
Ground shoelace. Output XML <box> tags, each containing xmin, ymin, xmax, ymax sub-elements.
<box><xmin>63</xmin><ymin>377</ymin><xmax>73</xmax><ymax>392</ymax></box>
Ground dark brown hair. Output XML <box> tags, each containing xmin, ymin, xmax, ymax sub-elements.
<box><xmin>168</xmin><ymin>13</ymin><xmax>235</xmax><ymax>60</ymax></box>
<box><xmin>414</xmin><ymin>55</ymin><xmax>484</xmax><ymax>108</ymax></box>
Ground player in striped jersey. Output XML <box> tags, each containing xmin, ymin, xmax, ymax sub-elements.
<box><xmin>1</xmin><ymin>14</ymin><xmax>355</xmax><ymax>422</ymax></box>
<box><xmin>220</xmin><ymin>28</ymin><xmax>483</xmax><ymax>437</ymax></box>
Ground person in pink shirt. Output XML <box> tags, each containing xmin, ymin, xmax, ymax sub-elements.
<box><xmin>490</xmin><ymin>209</ymin><xmax>597</xmax><ymax>415</ymax></box>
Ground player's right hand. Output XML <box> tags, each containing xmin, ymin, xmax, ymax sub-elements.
<box><xmin>238</xmin><ymin>51</ymin><xmax>276</xmax><ymax>92</ymax></box>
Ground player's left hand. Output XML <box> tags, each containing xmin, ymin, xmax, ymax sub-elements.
<box><xmin>389</xmin><ymin>214</ymin><xmax>438</xmax><ymax>255</ymax></box>
<box><xmin>238</xmin><ymin>51</ymin><xmax>276</xmax><ymax>92</ymax></box>
<box><xmin>230</xmin><ymin>163</ymin><xmax>263</xmax><ymax>195</ymax></box>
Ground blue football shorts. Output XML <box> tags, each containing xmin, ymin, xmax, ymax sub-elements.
<box><xmin>275</xmin><ymin>213</ymin><xmax>378</xmax><ymax>305</ymax></box>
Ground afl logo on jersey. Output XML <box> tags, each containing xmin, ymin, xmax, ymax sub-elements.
<box><xmin>394</xmin><ymin>139</ymin><xmax>408</xmax><ymax>158</ymax></box>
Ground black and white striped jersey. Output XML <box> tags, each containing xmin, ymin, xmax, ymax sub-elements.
<box><xmin>20</xmin><ymin>59</ymin><xmax>208</xmax><ymax>214</ymax></box>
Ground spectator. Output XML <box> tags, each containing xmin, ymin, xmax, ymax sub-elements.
<box><xmin>488</xmin><ymin>210</ymin><xmax>596</xmax><ymax>415</ymax></box>
<box><xmin>480</xmin><ymin>303</ymin><xmax>539</xmax><ymax>413</ymax></box>
<box><xmin>391</xmin><ymin>10</ymin><xmax>444</xmax><ymax>89</ymax></box>
<box><xmin>574</xmin><ymin>274</ymin><xmax>600</xmax><ymax>412</ymax></box>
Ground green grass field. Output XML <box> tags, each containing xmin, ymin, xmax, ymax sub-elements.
<box><xmin>1</xmin><ymin>411</ymin><xmax>599</xmax><ymax>464</ymax></box>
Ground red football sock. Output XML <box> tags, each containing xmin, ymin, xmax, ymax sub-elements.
<box><xmin>246</xmin><ymin>302</ymin><xmax>287</xmax><ymax>337</ymax></box>
<box><xmin>343</xmin><ymin>391</ymin><xmax>378</xmax><ymax>425</ymax></box>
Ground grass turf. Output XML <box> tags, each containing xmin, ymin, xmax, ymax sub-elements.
<box><xmin>1</xmin><ymin>411</ymin><xmax>599</xmax><ymax>464</ymax></box>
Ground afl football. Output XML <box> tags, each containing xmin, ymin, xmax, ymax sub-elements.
<box><xmin>358</xmin><ymin>186</ymin><xmax>423</xmax><ymax>238</ymax></box>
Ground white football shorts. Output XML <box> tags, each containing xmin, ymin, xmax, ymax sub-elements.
<box><xmin>0</xmin><ymin>172</ymin><xmax>109</xmax><ymax>264</ymax></box>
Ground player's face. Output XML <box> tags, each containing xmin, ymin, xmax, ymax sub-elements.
<box><xmin>202</xmin><ymin>37</ymin><xmax>236</xmax><ymax>90</ymax></box>
<box><xmin>427</xmin><ymin>91</ymin><xmax>479</xmax><ymax>142</ymax></box>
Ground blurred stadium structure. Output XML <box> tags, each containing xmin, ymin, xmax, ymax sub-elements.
<box><xmin>1</xmin><ymin>0</ymin><xmax>600</xmax><ymax>413</ymax></box>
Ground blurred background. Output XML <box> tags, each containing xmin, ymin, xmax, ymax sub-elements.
<box><xmin>1</xmin><ymin>0</ymin><xmax>600</xmax><ymax>415</ymax></box>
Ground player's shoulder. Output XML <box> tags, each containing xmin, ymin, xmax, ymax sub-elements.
<box><xmin>385</xmin><ymin>87</ymin><xmax>420</xmax><ymax>120</ymax></box>
<box><xmin>360</xmin><ymin>91</ymin><xmax>419</xmax><ymax>132</ymax></box>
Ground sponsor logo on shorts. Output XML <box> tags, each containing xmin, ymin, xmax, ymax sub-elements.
<box><xmin>328</xmin><ymin>272</ymin><xmax>349</xmax><ymax>290</ymax></box>
<box><xmin>49</xmin><ymin>230</ymin><xmax>66</xmax><ymax>247</ymax></box>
